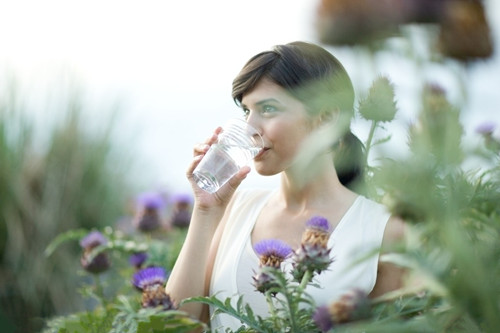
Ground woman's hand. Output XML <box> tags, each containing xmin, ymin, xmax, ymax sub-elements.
<box><xmin>186</xmin><ymin>126</ymin><xmax>251</xmax><ymax>211</ymax></box>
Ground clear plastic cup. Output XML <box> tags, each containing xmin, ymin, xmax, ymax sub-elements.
<box><xmin>193</xmin><ymin>118</ymin><xmax>264</xmax><ymax>193</ymax></box>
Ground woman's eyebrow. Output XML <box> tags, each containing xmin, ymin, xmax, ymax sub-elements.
<box><xmin>241</xmin><ymin>98</ymin><xmax>282</xmax><ymax>110</ymax></box>
<box><xmin>255</xmin><ymin>98</ymin><xmax>281</xmax><ymax>106</ymax></box>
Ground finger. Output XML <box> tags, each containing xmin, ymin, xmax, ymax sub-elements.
<box><xmin>193</xmin><ymin>143</ymin><xmax>210</xmax><ymax>156</ymax></box>
<box><xmin>186</xmin><ymin>154</ymin><xmax>204</xmax><ymax>179</ymax></box>
<box><xmin>225</xmin><ymin>166</ymin><xmax>251</xmax><ymax>190</ymax></box>
<box><xmin>204</xmin><ymin>127</ymin><xmax>223</xmax><ymax>145</ymax></box>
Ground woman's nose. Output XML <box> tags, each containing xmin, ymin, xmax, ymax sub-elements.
<box><xmin>246</xmin><ymin>111</ymin><xmax>259</xmax><ymax>130</ymax></box>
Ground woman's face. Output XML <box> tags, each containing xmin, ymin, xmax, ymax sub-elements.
<box><xmin>241</xmin><ymin>78</ymin><xmax>317</xmax><ymax>176</ymax></box>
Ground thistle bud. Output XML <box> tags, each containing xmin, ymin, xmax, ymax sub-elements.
<box><xmin>358</xmin><ymin>76</ymin><xmax>397</xmax><ymax>123</ymax></box>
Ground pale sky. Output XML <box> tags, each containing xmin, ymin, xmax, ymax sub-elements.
<box><xmin>1</xmin><ymin>0</ymin><xmax>499</xmax><ymax>194</ymax></box>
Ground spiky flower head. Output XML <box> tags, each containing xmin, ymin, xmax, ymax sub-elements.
<box><xmin>252</xmin><ymin>239</ymin><xmax>292</xmax><ymax>295</ymax></box>
<box><xmin>129</xmin><ymin>252</ymin><xmax>148</xmax><ymax>269</ymax></box>
<box><xmin>79</xmin><ymin>231</ymin><xmax>110</xmax><ymax>274</ymax></box>
<box><xmin>132</xmin><ymin>266</ymin><xmax>175</xmax><ymax>310</ymax></box>
<box><xmin>313</xmin><ymin>289</ymin><xmax>371</xmax><ymax>331</ymax></box>
<box><xmin>254</xmin><ymin>239</ymin><xmax>292</xmax><ymax>268</ymax></box>
<box><xmin>292</xmin><ymin>216</ymin><xmax>333</xmax><ymax>282</ymax></box>
<box><xmin>132</xmin><ymin>266</ymin><xmax>167</xmax><ymax>290</ymax></box>
<box><xmin>302</xmin><ymin>216</ymin><xmax>331</xmax><ymax>248</ymax></box>
<box><xmin>358</xmin><ymin>76</ymin><xmax>397</xmax><ymax>123</ymax></box>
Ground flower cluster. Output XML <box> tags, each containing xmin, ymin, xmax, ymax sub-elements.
<box><xmin>313</xmin><ymin>289</ymin><xmax>371</xmax><ymax>332</ymax></box>
<box><xmin>252</xmin><ymin>239</ymin><xmax>292</xmax><ymax>294</ymax></box>
<box><xmin>292</xmin><ymin>216</ymin><xmax>333</xmax><ymax>283</ymax></box>
<box><xmin>132</xmin><ymin>266</ymin><xmax>175</xmax><ymax>310</ymax></box>
<box><xmin>79</xmin><ymin>231</ymin><xmax>110</xmax><ymax>274</ymax></box>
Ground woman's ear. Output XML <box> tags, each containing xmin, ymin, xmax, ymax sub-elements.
<box><xmin>319</xmin><ymin>108</ymin><xmax>340</xmax><ymax>126</ymax></box>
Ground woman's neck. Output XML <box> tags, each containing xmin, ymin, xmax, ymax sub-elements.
<box><xmin>279</xmin><ymin>156</ymin><xmax>352</xmax><ymax>213</ymax></box>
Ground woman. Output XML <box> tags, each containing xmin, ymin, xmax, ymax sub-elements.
<box><xmin>165</xmin><ymin>41</ymin><xmax>406</xmax><ymax>330</ymax></box>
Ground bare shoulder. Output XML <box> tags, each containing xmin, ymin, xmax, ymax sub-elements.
<box><xmin>370</xmin><ymin>216</ymin><xmax>407</xmax><ymax>298</ymax></box>
<box><xmin>382</xmin><ymin>215</ymin><xmax>406</xmax><ymax>246</ymax></box>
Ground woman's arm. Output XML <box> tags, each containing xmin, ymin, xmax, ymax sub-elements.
<box><xmin>369</xmin><ymin>216</ymin><xmax>407</xmax><ymax>298</ymax></box>
<box><xmin>165</xmin><ymin>127</ymin><xmax>251</xmax><ymax>319</ymax></box>
<box><xmin>165</xmin><ymin>205</ymin><xmax>225</xmax><ymax>318</ymax></box>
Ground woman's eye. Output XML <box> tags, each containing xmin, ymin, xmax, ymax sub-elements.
<box><xmin>262</xmin><ymin>105</ymin><xmax>277</xmax><ymax>114</ymax></box>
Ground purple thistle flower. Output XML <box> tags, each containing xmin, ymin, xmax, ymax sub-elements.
<box><xmin>79</xmin><ymin>231</ymin><xmax>107</xmax><ymax>249</ymax></box>
<box><xmin>79</xmin><ymin>231</ymin><xmax>110</xmax><ymax>274</ymax></box>
<box><xmin>132</xmin><ymin>266</ymin><xmax>175</xmax><ymax>310</ymax></box>
<box><xmin>132</xmin><ymin>266</ymin><xmax>167</xmax><ymax>290</ymax></box>
<box><xmin>306</xmin><ymin>216</ymin><xmax>330</xmax><ymax>232</ymax></box>
<box><xmin>129</xmin><ymin>252</ymin><xmax>148</xmax><ymax>269</ymax></box>
<box><xmin>252</xmin><ymin>239</ymin><xmax>292</xmax><ymax>295</ymax></box>
<box><xmin>133</xmin><ymin>193</ymin><xmax>165</xmax><ymax>232</ymax></box>
<box><xmin>254</xmin><ymin>239</ymin><xmax>292</xmax><ymax>268</ymax></box>
<box><xmin>136</xmin><ymin>192</ymin><xmax>166</xmax><ymax>209</ymax></box>
<box><xmin>313</xmin><ymin>305</ymin><xmax>334</xmax><ymax>332</ymax></box>
<box><xmin>169</xmin><ymin>192</ymin><xmax>193</xmax><ymax>205</ymax></box>
<box><xmin>302</xmin><ymin>216</ymin><xmax>331</xmax><ymax>249</ymax></box>
<box><xmin>476</xmin><ymin>122</ymin><xmax>496</xmax><ymax>135</ymax></box>
<box><xmin>170</xmin><ymin>192</ymin><xmax>193</xmax><ymax>228</ymax></box>
<box><xmin>292</xmin><ymin>216</ymin><xmax>333</xmax><ymax>282</ymax></box>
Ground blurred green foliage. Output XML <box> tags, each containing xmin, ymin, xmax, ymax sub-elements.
<box><xmin>0</xmin><ymin>83</ymin><xmax>136</xmax><ymax>332</ymax></box>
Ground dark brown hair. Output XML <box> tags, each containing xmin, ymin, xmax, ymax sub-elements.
<box><xmin>232</xmin><ymin>41</ymin><xmax>365</xmax><ymax>190</ymax></box>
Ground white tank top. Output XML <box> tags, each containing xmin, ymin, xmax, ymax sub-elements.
<box><xmin>209</xmin><ymin>189</ymin><xmax>390</xmax><ymax>332</ymax></box>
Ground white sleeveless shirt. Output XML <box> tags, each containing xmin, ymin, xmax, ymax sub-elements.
<box><xmin>209</xmin><ymin>189</ymin><xmax>390</xmax><ymax>332</ymax></box>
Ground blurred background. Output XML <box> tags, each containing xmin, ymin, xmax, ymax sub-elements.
<box><xmin>1</xmin><ymin>0</ymin><xmax>499</xmax><ymax>332</ymax></box>
<box><xmin>1</xmin><ymin>0</ymin><xmax>499</xmax><ymax>193</ymax></box>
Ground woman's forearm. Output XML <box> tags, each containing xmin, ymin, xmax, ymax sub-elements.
<box><xmin>165</xmin><ymin>206</ymin><xmax>224</xmax><ymax>319</ymax></box>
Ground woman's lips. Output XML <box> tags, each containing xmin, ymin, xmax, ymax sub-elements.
<box><xmin>254</xmin><ymin>148</ymin><xmax>269</xmax><ymax>161</ymax></box>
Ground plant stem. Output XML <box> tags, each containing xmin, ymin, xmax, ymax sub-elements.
<box><xmin>364</xmin><ymin>120</ymin><xmax>378</xmax><ymax>168</ymax></box>
<box><xmin>94</xmin><ymin>274</ymin><xmax>108</xmax><ymax>314</ymax></box>
<box><xmin>285</xmin><ymin>270</ymin><xmax>313</xmax><ymax>333</ymax></box>
<box><xmin>297</xmin><ymin>270</ymin><xmax>312</xmax><ymax>296</ymax></box>
<box><xmin>265</xmin><ymin>292</ymin><xmax>278</xmax><ymax>328</ymax></box>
